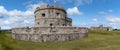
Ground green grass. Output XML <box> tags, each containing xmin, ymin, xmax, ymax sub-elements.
<box><xmin>1</xmin><ymin>30</ymin><xmax>120</xmax><ymax>50</ymax></box>
<box><xmin>0</xmin><ymin>31</ymin><xmax>18</xmax><ymax>50</ymax></box>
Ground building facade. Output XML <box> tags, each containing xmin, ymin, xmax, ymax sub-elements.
<box><xmin>90</xmin><ymin>25</ymin><xmax>112</xmax><ymax>31</ymax></box>
<box><xmin>12</xmin><ymin>4</ymin><xmax>88</xmax><ymax>42</ymax></box>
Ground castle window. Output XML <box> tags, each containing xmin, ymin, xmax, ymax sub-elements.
<box><xmin>63</xmin><ymin>24</ymin><xmax>65</xmax><ymax>26</ymax></box>
<box><xmin>42</xmin><ymin>13</ymin><xmax>45</xmax><ymax>17</ymax></box>
<box><xmin>56</xmin><ymin>13</ymin><xmax>60</xmax><ymax>16</ymax></box>
<box><xmin>50</xmin><ymin>23</ymin><xmax>53</xmax><ymax>26</ymax></box>
<box><xmin>38</xmin><ymin>22</ymin><xmax>39</xmax><ymax>25</ymax></box>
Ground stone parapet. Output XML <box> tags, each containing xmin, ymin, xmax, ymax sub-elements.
<box><xmin>34</xmin><ymin>4</ymin><xmax>66</xmax><ymax>14</ymax></box>
<box><xmin>12</xmin><ymin>27</ymin><xmax>88</xmax><ymax>42</ymax></box>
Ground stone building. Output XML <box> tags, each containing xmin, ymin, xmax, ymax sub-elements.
<box><xmin>12</xmin><ymin>4</ymin><xmax>88</xmax><ymax>42</ymax></box>
<box><xmin>90</xmin><ymin>25</ymin><xmax>112</xmax><ymax>31</ymax></box>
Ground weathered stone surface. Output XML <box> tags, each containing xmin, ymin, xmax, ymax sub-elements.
<box><xmin>12</xmin><ymin>4</ymin><xmax>88</xmax><ymax>42</ymax></box>
<box><xmin>12</xmin><ymin>27</ymin><xmax>88</xmax><ymax>42</ymax></box>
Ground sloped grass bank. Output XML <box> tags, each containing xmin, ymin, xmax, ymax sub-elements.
<box><xmin>0</xmin><ymin>31</ymin><xmax>18</xmax><ymax>50</ymax></box>
<box><xmin>1</xmin><ymin>30</ymin><xmax>120</xmax><ymax>50</ymax></box>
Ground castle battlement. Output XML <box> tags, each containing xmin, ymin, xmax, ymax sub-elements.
<box><xmin>39</xmin><ymin>4</ymin><xmax>64</xmax><ymax>9</ymax></box>
<box><xmin>12</xmin><ymin>27</ymin><xmax>88</xmax><ymax>34</ymax></box>
<box><xmin>35</xmin><ymin>4</ymin><xmax>66</xmax><ymax>14</ymax></box>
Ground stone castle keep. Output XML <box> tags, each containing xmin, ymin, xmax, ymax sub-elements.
<box><xmin>12</xmin><ymin>4</ymin><xmax>88</xmax><ymax>42</ymax></box>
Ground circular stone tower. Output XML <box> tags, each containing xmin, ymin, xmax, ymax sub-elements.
<box><xmin>34</xmin><ymin>4</ymin><xmax>72</xmax><ymax>27</ymax></box>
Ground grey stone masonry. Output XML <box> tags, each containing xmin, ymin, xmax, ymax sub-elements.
<box><xmin>12</xmin><ymin>4</ymin><xmax>88</xmax><ymax>42</ymax></box>
<box><xmin>12</xmin><ymin>27</ymin><xmax>88</xmax><ymax>42</ymax></box>
<box><xmin>34</xmin><ymin>4</ymin><xmax>72</xmax><ymax>27</ymax></box>
<box><xmin>90</xmin><ymin>25</ymin><xmax>112</xmax><ymax>31</ymax></box>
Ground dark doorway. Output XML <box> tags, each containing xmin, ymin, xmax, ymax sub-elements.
<box><xmin>107</xmin><ymin>28</ymin><xmax>109</xmax><ymax>31</ymax></box>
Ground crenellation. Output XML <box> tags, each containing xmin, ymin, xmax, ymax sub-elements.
<box><xmin>34</xmin><ymin>4</ymin><xmax>66</xmax><ymax>14</ymax></box>
<box><xmin>39</xmin><ymin>4</ymin><xmax>49</xmax><ymax>9</ymax></box>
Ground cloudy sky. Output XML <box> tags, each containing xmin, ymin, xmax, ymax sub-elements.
<box><xmin>0</xmin><ymin>0</ymin><xmax>120</xmax><ymax>29</ymax></box>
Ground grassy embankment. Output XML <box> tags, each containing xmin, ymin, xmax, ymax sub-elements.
<box><xmin>0</xmin><ymin>31</ymin><xmax>18</xmax><ymax>50</ymax></box>
<box><xmin>1</xmin><ymin>30</ymin><xmax>120</xmax><ymax>50</ymax></box>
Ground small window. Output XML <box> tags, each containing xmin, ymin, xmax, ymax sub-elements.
<box><xmin>50</xmin><ymin>24</ymin><xmax>53</xmax><ymax>26</ymax></box>
<box><xmin>42</xmin><ymin>13</ymin><xmax>45</xmax><ymax>17</ymax></box>
<box><xmin>63</xmin><ymin>24</ymin><xmax>65</xmax><ymax>26</ymax></box>
<box><xmin>56</xmin><ymin>13</ymin><xmax>60</xmax><ymax>16</ymax></box>
<box><xmin>38</xmin><ymin>23</ymin><xmax>39</xmax><ymax>25</ymax></box>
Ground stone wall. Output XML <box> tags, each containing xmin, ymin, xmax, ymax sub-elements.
<box><xmin>12</xmin><ymin>27</ymin><xmax>88</xmax><ymax>42</ymax></box>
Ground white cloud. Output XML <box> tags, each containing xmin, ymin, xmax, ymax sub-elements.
<box><xmin>67</xmin><ymin>7</ymin><xmax>83</xmax><ymax>15</ymax></box>
<box><xmin>75</xmin><ymin>0</ymin><xmax>92</xmax><ymax>6</ymax></box>
<box><xmin>98</xmin><ymin>11</ymin><xmax>107</xmax><ymax>15</ymax></box>
<box><xmin>0</xmin><ymin>6</ymin><xmax>7</xmax><ymax>14</ymax></box>
<box><xmin>92</xmin><ymin>18</ymin><xmax>97</xmax><ymax>22</ymax></box>
<box><xmin>106</xmin><ymin>16</ymin><xmax>120</xmax><ymax>23</ymax></box>
<box><xmin>0</xmin><ymin>14</ymin><xmax>3</xmax><ymax>18</ymax></box>
<box><xmin>108</xmin><ymin>23</ymin><xmax>120</xmax><ymax>29</ymax></box>
<box><xmin>98</xmin><ymin>9</ymin><xmax>113</xmax><ymax>15</ymax></box>
<box><xmin>53</xmin><ymin>0</ymin><xmax>57</xmax><ymax>3</ymax></box>
<box><xmin>0</xmin><ymin>3</ymin><xmax>45</xmax><ymax>29</ymax></box>
<box><xmin>108</xmin><ymin>9</ymin><xmax>113</xmax><ymax>12</ymax></box>
<box><xmin>45</xmin><ymin>0</ymin><xmax>92</xmax><ymax>6</ymax></box>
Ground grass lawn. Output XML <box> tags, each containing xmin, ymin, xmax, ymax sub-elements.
<box><xmin>1</xmin><ymin>30</ymin><xmax>120</xmax><ymax>50</ymax></box>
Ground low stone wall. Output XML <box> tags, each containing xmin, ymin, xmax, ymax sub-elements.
<box><xmin>12</xmin><ymin>26</ymin><xmax>88</xmax><ymax>42</ymax></box>
<box><xmin>12</xmin><ymin>33</ymin><xmax>88</xmax><ymax>42</ymax></box>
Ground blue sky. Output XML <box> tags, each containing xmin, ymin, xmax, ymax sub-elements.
<box><xmin>0</xmin><ymin>0</ymin><xmax>120</xmax><ymax>29</ymax></box>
